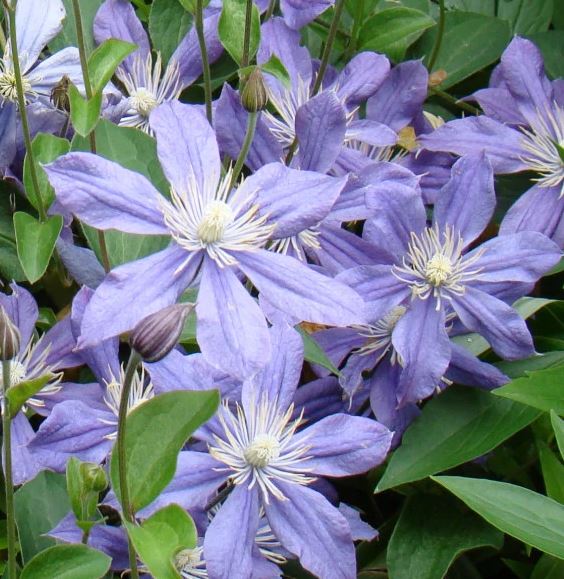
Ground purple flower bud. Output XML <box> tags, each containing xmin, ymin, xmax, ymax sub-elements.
<box><xmin>0</xmin><ymin>305</ymin><xmax>20</xmax><ymax>361</ymax></box>
<box><xmin>241</xmin><ymin>68</ymin><xmax>269</xmax><ymax>113</ymax></box>
<box><xmin>130</xmin><ymin>303</ymin><xmax>193</xmax><ymax>363</ymax></box>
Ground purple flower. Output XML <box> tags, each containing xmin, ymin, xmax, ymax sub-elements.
<box><xmin>45</xmin><ymin>101</ymin><xmax>364</xmax><ymax>378</ymax></box>
<box><xmin>421</xmin><ymin>37</ymin><xmax>564</xmax><ymax>246</ymax></box>
<box><xmin>279</xmin><ymin>0</ymin><xmax>335</xmax><ymax>30</ymax></box>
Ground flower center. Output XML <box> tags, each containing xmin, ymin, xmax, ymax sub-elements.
<box><xmin>244</xmin><ymin>434</ymin><xmax>281</xmax><ymax>468</ymax></box>
<box><xmin>0</xmin><ymin>69</ymin><xmax>32</xmax><ymax>102</ymax></box>
<box><xmin>425</xmin><ymin>252</ymin><xmax>453</xmax><ymax>286</ymax></box>
<box><xmin>0</xmin><ymin>360</ymin><xmax>27</xmax><ymax>387</ymax></box>
<box><xmin>175</xmin><ymin>547</ymin><xmax>207</xmax><ymax>579</ymax></box>
<box><xmin>129</xmin><ymin>87</ymin><xmax>158</xmax><ymax>116</ymax></box>
<box><xmin>352</xmin><ymin>305</ymin><xmax>406</xmax><ymax>359</ymax></box>
<box><xmin>197</xmin><ymin>200</ymin><xmax>234</xmax><ymax>245</ymax></box>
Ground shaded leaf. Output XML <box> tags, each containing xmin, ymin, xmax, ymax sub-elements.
<box><xmin>88</xmin><ymin>39</ymin><xmax>136</xmax><ymax>93</ymax></box>
<box><xmin>149</xmin><ymin>0</ymin><xmax>193</xmax><ymax>65</ymax></box>
<box><xmin>218</xmin><ymin>0</ymin><xmax>261</xmax><ymax>65</ymax></box>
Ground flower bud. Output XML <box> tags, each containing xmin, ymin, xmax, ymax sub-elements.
<box><xmin>50</xmin><ymin>74</ymin><xmax>71</xmax><ymax>112</ymax></box>
<box><xmin>130</xmin><ymin>303</ymin><xmax>193</xmax><ymax>363</ymax></box>
<box><xmin>79</xmin><ymin>462</ymin><xmax>108</xmax><ymax>493</ymax></box>
<box><xmin>0</xmin><ymin>305</ymin><xmax>20</xmax><ymax>361</ymax></box>
<box><xmin>241</xmin><ymin>68</ymin><xmax>269</xmax><ymax>113</ymax></box>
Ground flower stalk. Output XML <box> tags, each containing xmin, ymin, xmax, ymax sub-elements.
<box><xmin>231</xmin><ymin>111</ymin><xmax>258</xmax><ymax>188</ymax></box>
<box><xmin>428</xmin><ymin>0</ymin><xmax>445</xmax><ymax>72</ymax></box>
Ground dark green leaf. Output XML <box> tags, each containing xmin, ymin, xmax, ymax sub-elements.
<box><xmin>495</xmin><ymin>351</ymin><xmax>564</xmax><ymax>380</ymax></box>
<box><xmin>14</xmin><ymin>213</ymin><xmax>63</xmax><ymax>283</ymax></box>
<box><xmin>125</xmin><ymin>504</ymin><xmax>197</xmax><ymax>579</ymax></box>
<box><xmin>376</xmin><ymin>387</ymin><xmax>540</xmax><ymax>491</ymax></box>
<box><xmin>538</xmin><ymin>442</ymin><xmax>564</xmax><ymax>503</ymax></box>
<box><xmin>178</xmin><ymin>0</ymin><xmax>210</xmax><ymax>13</ymax></box>
<box><xmin>260</xmin><ymin>54</ymin><xmax>291</xmax><ymax>89</ymax></box>
<box><xmin>498</xmin><ymin>0</ymin><xmax>553</xmax><ymax>34</ymax></box>
<box><xmin>443</xmin><ymin>0</ymin><xmax>494</xmax><ymax>15</ymax></box>
<box><xmin>23</xmin><ymin>133</ymin><xmax>70</xmax><ymax>211</ymax></box>
<box><xmin>432</xmin><ymin>476</ymin><xmax>564</xmax><ymax>559</ymax></box>
<box><xmin>6</xmin><ymin>374</ymin><xmax>53</xmax><ymax>418</ymax></box>
<box><xmin>532</xmin><ymin>554</ymin><xmax>564</xmax><ymax>579</ymax></box>
<box><xmin>218</xmin><ymin>0</ymin><xmax>261</xmax><ymax>65</ymax></box>
<box><xmin>525</xmin><ymin>31</ymin><xmax>564</xmax><ymax>79</ymax></box>
<box><xmin>387</xmin><ymin>493</ymin><xmax>503</xmax><ymax>579</ymax></box>
<box><xmin>49</xmin><ymin>0</ymin><xmax>104</xmax><ymax>55</ymax></box>
<box><xmin>149</xmin><ymin>0</ymin><xmax>193</xmax><ymax>64</ymax></box>
<box><xmin>88</xmin><ymin>39</ymin><xmax>136</xmax><ymax>93</ymax></box>
<box><xmin>296</xmin><ymin>326</ymin><xmax>341</xmax><ymax>376</ymax></box>
<box><xmin>14</xmin><ymin>471</ymin><xmax>71</xmax><ymax>563</ymax></box>
<box><xmin>494</xmin><ymin>365</ymin><xmax>564</xmax><ymax>415</ymax></box>
<box><xmin>110</xmin><ymin>390</ymin><xmax>219</xmax><ymax>512</ymax></box>
<box><xmin>20</xmin><ymin>544</ymin><xmax>111</xmax><ymax>579</ymax></box>
<box><xmin>550</xmin><ymin>411</ymin><xmax>564</xmax><ymax>461</ymax></box>
<box><xmin>69</xmin><ymin>84</ymin><xmax>102</xmax><ymax>137</ymax></box>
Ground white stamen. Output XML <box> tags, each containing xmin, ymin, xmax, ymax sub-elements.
<box><xmin>0</xmin><ymin>62</ymin><xmax>34</xmax><ymax>104</ymax></box>
<box><xmin>176</xmin><ymin>547</ymin><xmax>208</xmax><ymax>579</ymax></box>
<box><xmin>269</xmin><ymin>227</ymin><xmax>321</xmax><ymax>261</ymax></box>
<box><xmin>392</xmin><ymin>225</ymin><xmax>485</xmax><ymax>310</ymax></box>
<box><xmin>208</xmin><ymin>395</ymin><xmax>315</xmax><ymax>503</ymax></box>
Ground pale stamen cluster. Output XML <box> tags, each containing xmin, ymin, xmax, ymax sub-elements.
<box><xmin>175</xmin><ymin>547</ymin><xmax>208</xmax><ymax>579</ymax></box>
<box><xmin>208</xmin><ymin>395</ymin><xmax>314</xmax><ymax>503</ymax></box>
<box><xmin>120</xmin><ymin>52</ymin><xmax>182</xmax><ymax>133</ymax></box>
<box><xmin>392</xmin><ymin>225</ymin><xmax>485</xmax><ymax>310</ymax></box>
<box><xmin>520</xmin><ymin>103</ymin><xmax>564</xmax><ymax>198</ymax></box>
<box><xmin>0</xmin><ymin>59</ymin><xmax>35</xmax><ymax>104</ymax></box>
<box><xmin>269</xmin><ymin>227</ymin><xmax>321</xmax><ymax>261</ymax></box>
<box><xmin>162</xmin><ymin>167</ymin><xmax>274</xmax><ymax>269</ymax></box>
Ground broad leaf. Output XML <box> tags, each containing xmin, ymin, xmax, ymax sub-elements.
<box><xmin>296</xmin><ymin>326</ymin><xmax>341</xmax><ymax>376</ymax></box>
<box><xmin>88</xmin><ymin>39</ymin><xmax>136</xmax><ymax>93</ymax></box>
<box><xmin>69</xmin><ymin>84</ymin><xmax>102</xmax><ymax>137</ymax></box>
<box><xmin>538</xmin><ymin>442</ymin><xmax>564</xmax><ymax>503</ymax></box>
<box><xmin>149</xmin><ymin>0</ymin><xmax>193</xmax><ymax>64</ymax></box>
<box><xmin>218</xmin><ymin>0</ymin><xmax>261</xmax><ymax>65</ymax></box>
<box><xmin>498</xmin><ymin>0</ymin><xmax>553</xmax><ymax>34</ymax></box>
<box><xmin>551</xmin><ymin>411</ymin><xmax>564</xmax><ymax>461</ymax></box>
<box><xmin>21</xmin><ymin>544</ymin><xmax>111</xmax><ymax>579</ymax></box>
<box><xmin>526</xmin><ymin>31</ymin><xmax>564</xmax><ymax>79</ymax></box>
<box><xmin>376</xmin><ymin>387</ymin><xmax>540</xmax><ymax>491</ymax></box>
<box><xmin>433</xmin><ymin>476</ymin><xmax>564</xmax><ymax>559</ymax></box>
<box><xmin>124</xmin><ymin>504</ymin><xmax>197</xmax><ymax>579</ymax></box>
<box><xmin>260</xmin><ymin>54</ymin><xmax>291</xmax><ymax>90</ymax></box>
<box><xmin>387</xmin><ymin>493</ymin><xmax>503</xmax><ymax>579</ymax></box>
<box><xmin>14</xmin><ymin>213</ymin><xmax>63</xmax><ymax>283</ymax></box>
<box><xmin>6</xmin><ymin>375</ymin><xmax>53</xmax><ymax>418</ymax></box>
<box><xmin>110</xmin><ymin>390</ymin><xmax>219</xmax><ymax>512</ymax></box>
<box><xmin>49</xmin><ymin>0</ymin><xmax>103</xmax><ymax>54</ymax></box>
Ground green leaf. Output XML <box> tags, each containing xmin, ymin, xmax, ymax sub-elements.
<box><xmin>538</xmin><ymin>442</ymin><xmax>564</xmax><ymax>503</ymax></box>
<box><xmin>376</xmin><ymin>387</ymin><xmax>540</xmax><ymax>492</ymax></box>
<box><xmin>88</xmin><ymin>39</ymin><xmax>136</xmax><ymax>94</ymax></box>
<box><xmin>495</xmin><ymin>351</ymin><xmax>564</xmax><ymax>380</ymax></box>
<box><xmin>525</xmin><ymin>31</ymin><xmax>564</xmax><ymax>80</ymax></box>
<box><xmin>6</xmin><ymin>374</ymin><xmax>53</xmax><ymax>418</ymax></box>
<box><xmin>296</xmin><ymin>326</ymin><xmax>341</xmax><ymax>376</ymax></box>
<box><xmin>14</xmin><ymin>471</ymin><xmax>71</xmax><ymax>563</ymax></box>
<box><xmin>23</xmin><ymin>133</ymin><xmax>70</xmax><ymax>211</ymax></box>
<box><xmin>49</xmin><ymin>0</ymin><xmax>103</xmax><ymax>55</ymax></box>
<box><xmin>218</xmin><ymin>0</ymin><xmax>261</xmax><ymax>65</ymax></box>
<box><xmin>149</xmin><ymin>0</ymin><xmax>193</xmax><ymax>64</ymax></box>
<box><xmin>14</xmin><ymin>213</ymin><xmax>63</xmax><ymax>283</ymax></box>
<box><xmin>358</xmin><ymin>7</ymin><xmax>435</xmax><ymax>62</ymax></box>
<box><xmin>443</xmin><ymin>0</ymin><xmax>494</xmax><ymax>15</ymax></box>
<box><xmin>494</xmin><ymin>365</ymin><xmax>564</xmax><ymax>415</ymax></box>
<box><xmin>414</xmin><ymin>12</ymin><xmax>511</xmax><ymax>88</ymax></box>
<box><xmin>550</xmin><ymin>411</ymin><xmax>564</xmax><ymax>461</ymax></box>
<box><xmin>125</xmin><ymin>504</ymin><xmax>197</xmax><ymax>579</ymax></box>
<box><xmin>20</xmin><ymin>544</ymin><xmax>111</xmax><ymax>579</ymax></box>
<box><xmin>498</xmin><ymin>0</ymin><xmax>553</xmax><ymax>34</ymax></box>
<box><xmin>69</xmin><ymin>84</ymin><xmax>102</xmax><ymax>137</ymax></box>
<box><xmin>178</xmin><ymin>0</ymin><xmax>211</xmax><ymax>13</ymax></box>
<box><xmin>532</xmin><ymin>554</ymin><xmax>564</xmax><ymax>579</ymax></box>
<box><xmin>110</xmin><ymin>390</ymin><xmax>219</xmax><ymax>512</ymax></box>
<box><xmin>387</xmin><ymin>493</ymin><xmax>503</xmax><ymax>579</ymax></box>
<box><xmin>66</xmin><ymin>458</ymin><xmax>108</xmax><ymax>523</ymax></box>
<box><xmin>432</xmin><ymin>475</ymin><xmax>564</xmax><ymax>559</ymax></box>
<box><xmin>260</xmin><ymin>54</ymin><xmax>291</xmax><ymax>90</ymax></box>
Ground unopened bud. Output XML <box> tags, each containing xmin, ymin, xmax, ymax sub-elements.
<box><xmin>79</xmin><ymin>462</ymin><xmax>108</xmax><ymax>493</ymax></box>
<box><xmin>429</xmin><ymin>69</ymin><xmax>447</xmax><ymax>87</ymax></box>
<box><xmin>241</xmin><ymin>68</ymin><xmax>269</xmax><ymax>113</ymax></box>
<box><xmin>0</xmin><ymin>306</ymin><xmax>20</xmax><ymax>361</ymax></box>
<box><xmin>130</xmin><ymin>303</ymin><xmax>193</xmax><ymax>363</ymax></box>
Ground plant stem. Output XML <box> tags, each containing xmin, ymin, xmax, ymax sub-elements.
<box><xmin>284</xmin><ymin>136</ymin><xmax>298</xmax><ymax>166</ymax></box>
<box><xmin>345</xmin><ymin>0</ymin><xmax>364</xmax><ymax>60</ymax></box>
<box><xmin>264</xmin><ymin>0</ymin><xmax>276</xmax><ymax>20</ymax></box>
<box><xmin>312</xmin><ymin>0</ymin><xmax>345</xmax><ymax>95</ymax></box>
<box><xmin>241</xmin><ymin>0</ymin><xmax>254</xmax><ymax>69</ymax></box>
<box><xmin>230</xmin><ymin>111</ymin><xmax>258</xmax><ymax>188</ymax></box>
<box><xmin>71</xmin><ymin>0</ymin><xmax>111</xmax><ymax>273</ymax></box>
<box><xmin>428</xmin><ymin>0</ymin><xmax>445</xmax><ymax>71</ymax></box>
<box><xmin>5</xmin><ymin>1</ymin><xmax>46</xmax><ymax>222</ymax></box>
<box><xmin>429</xmin><ymin>87</ymin><xmax>480</xmax><ymax>116</ymax></box>
<box><xmin>195</xmin><ymin>0</ymin><xmax>213</xmax><ymax>124</ymax></box>
<box><xmin>2</xmin><ymin>361</ymin><xmax>17</xmax><ymax>579</ymax></box>
<box><xmin>116</xmin><ymin>350</ymin><xmax>142</xmax><ymax>579</ymax></box>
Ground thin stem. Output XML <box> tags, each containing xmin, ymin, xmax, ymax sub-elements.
<box><xmin>429</xmin><ymin>87</ymin><xmax>481</xmax><ymax>116</ymax></box>
<box><xmin>264</xmin><ymin>0</ymin><xmax>276</xmax><ymax>20</ymax></box>
<box><xmin>230</xmin><ymin>111</ymin><xmax>258</xmax><ymax>188</ymax></box>
<box><xmin>312</xmin><ymin>0</ymin><xmax>345</xmax><ymax>95</ymax></box>
<box><xmin>0</xmin><ymin>18</ymin><xmax>6</xmax><ymax>52</ymax></box>
<box><xmin>2</xmin><ymin>361</ymin><xmax>17</xmax><ymax>579</ymax></box>
<box><xmin>195</xmin><ymin>0</ymin><xmax>213</xmax><ymax>124</ymax></box>
<box><xmin>240</xmin><ymin>0</ymin><xmax>253</xmax><ymax>69</ymax></box>
<box><xmin>345</xmin><ymin>0</ymin><xmax>364</xmax><ymax>61</ymax></box>
<box><xmin>5</xmin><ymin>2</ymin><xmax>46</xmax><ymax>221</ymax></box>
<box><xmin>116</xmin><ymin>350</ymin><xmax>142</xmax><ymax>579</ymax></box>
<box><xmin>428</xmin><ymin>0</ymin><xmax>445</xmax><ymax>71</ymax></box>
<box><xmin>284</xmin><ymin>136</ymin><xmax>298</xmax><ymax>166</ymax></box>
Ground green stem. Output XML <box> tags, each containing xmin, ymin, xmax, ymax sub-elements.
<box><xmin>230</xmin><ymin>111</ymin><xmax>258</xmax><ymax>188</ymax></box>
<box><xmin>429</xmin><ymin>87</ymin><xmax>480</xmax><ymax>116</ymax></box>
<box><xmin>71</xmin><ymin>0</ymin><xmax>111</xmax><ymax>273</ymax></box>
<box><xmin>5</xmin><ymin>1</ymin><xmax>46</xmax><ymax>222</ymax></box>
<box><xmin>345</xmin><ymin>0</ymin><xmax>364</xmax><ymax>60</ymax></box>
<box><xmin>0</xmin><ymin>18</ymin><xmax>6</xmax><ymax>52</ymax></box>
<box><xmin>116</xmin><ymin>350</ymin><xmax>142</xmax><ymax>579</ymax></box>
<box><xmin>2</xmin><ymin>361</ymin><xmax>17</xmax><ymax>579</ymax></box>
<box><xmin>428</xmin><ymin>0</ymin><xmax>445</xmax><ymax>71</ymax></box>
<box><xmin>284</xmin><ymin>136</ymin><xmax>299</xmax><ymax>166</ymax></box>
<box><xmin>195</xmin><ymin>0</ymin><xmax>213</xmax><ymax>124</ymax></box>
<box><xmin>240</xmin><ymin>0</ymin><xmax>254</xmax><ymax>69</ymax></box>
<box><xmin>264</xmin><ymin>0</ymin><xmax>276</xmax><ymax>20</ymax></box>
<box><xmin>312</xmin><ymin>0</ymin><xmax>346</xmax><ymax>95</ymax></box>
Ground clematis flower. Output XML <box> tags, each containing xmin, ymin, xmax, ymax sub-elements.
<box><xmin>94</xmin><ymin>0</ymin><xmax>223</xmax><ymax>133</ymax></box>
<box><xmin>45</xmin><ymin>101</ymin><xmax>364</xmax><ymax>379</ymax></box>
<box><xmin>421</xmin><ymin>37</ymin><xmax>564</xmax><ymax>246</ymax></box>
<box><xmin>278</xmin><ymin>0</ymin><xmax>336</xmax><ymax>30</ymax></box>
<box><xmin>341</xmin><ymin>153</ymin><xmax>561</xmax><ymax>406</ymax></box>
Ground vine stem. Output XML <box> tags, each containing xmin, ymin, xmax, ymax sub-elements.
<box><xmin>428</xmin><ymin>0</ymin><xmax>445</xmax><ymax>72</ymax></box>
<box><xmin>195</xmin><ymin>0</ymin><xmax>213</xmax><ymax>124</ymax></box>
<box><xmin>429</xmin><ymin>87</ymin><xmax>480</xmax><ymax>116</ymax></box>
<box><xmin>230</xmin><ymin>111</ymin><xmax>258</xmax><ymax>188</ymax></box>
<box><xmin>116</xmin><ymin>350</ymin><xmax>142</xmax><ymax>579</ymax></box>
<box><xmin>264</xmin><ymin>0</ymin><xmax>276</xmax><ymax>20</ymax></box>
<box><xmin>5</xmin><ymin>0</ymin><xmax>46</xmax><ymax>222</ymax></box>
<box><xmin>2</xmin><ymin>361</ymin><xmax>16</xmax><ymax>579</ymax></box>
<box><xmin>312</xmin><ymin>0</ymin><xmax>345</xmax><ymax>96</ymax></box>
<box><xmin>240</xmin><ymin>0</ymin><xmax>254</xmax><ymax>69</ymax></box>
<box><xmin>344</xmin><ymin>0</ymin><xmax>364</xmax><ymax>61</ymax></box>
